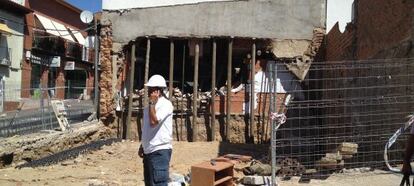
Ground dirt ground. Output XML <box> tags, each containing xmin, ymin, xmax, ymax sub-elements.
<box><xmin>0</xmin><ymin>141</ymin><xmax>404</xmax><ymax>186</ymax></box>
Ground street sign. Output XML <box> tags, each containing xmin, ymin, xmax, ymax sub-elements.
<box><xmin>64</xmin><ymin>61</ymin><xmax>75</xmax><ymax>70</ymax></box>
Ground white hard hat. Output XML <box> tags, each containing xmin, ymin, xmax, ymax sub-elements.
<box><xmin>145</xmin><ymin>74</ymin><xmax>167</xmax><ymax>87</ymax></box>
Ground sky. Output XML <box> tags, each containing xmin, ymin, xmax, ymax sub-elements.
<box><xmin>65</xmin><ymin>0</ymin><xmax>102</xmax><ymax>13</ymax></box>
<box><xmin>327</xmin><ymin>0</ymin><xmax>354</xmax><ymax>33</ymax></box>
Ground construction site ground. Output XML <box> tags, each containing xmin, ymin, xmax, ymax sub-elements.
<box><xmin>0</xmin><ymin>140</ymin><xmax>405</xmax><ymax>186</ymax></box>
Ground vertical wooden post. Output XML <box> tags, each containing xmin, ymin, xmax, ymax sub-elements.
<box><xmin>169</xmin><ymin>40</ymin><xmax>175</xmax><ymax>98</ymax></box>
<box><xmin>144</xmin><ymin>38</ymin><xmax>151</xmax><ymax>106</ymax></box>
<box><xmin>250</xmin><ymin>41</ymin><xmax>256</xmax><ymax>142</ymax></box>
<box><xmin>126</xmin><ymin>42</ymin><xmax>136</xmax><ymax>139</ymax></box>
<box><xmin>180</xmin><ymin>46</ymin><xmax>186</xmax><ymax>141</ymax></box>
<box><xmin>192</xmin><ymin>41</ymin><xmax>200</xmax><ymax>142</ymax></box>
<box><xmin>211</xmin><ymin>40</ymin><xmax>217</xmax><ymax>141</ymax></box>
<box><xmin>226</xmin><ymin>39</ymin><xmax>233</xmax><ymax>141</ymax></box>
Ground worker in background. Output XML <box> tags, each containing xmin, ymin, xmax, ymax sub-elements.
<box><xmin>138</xmin><ymin>74</ymin><xmax>174</xmax><ymax>186</ymax></box>
<box><xmin>237</xmin><ymin>51</ymin><xmax>275</xmax><ymax>113</ymax></box>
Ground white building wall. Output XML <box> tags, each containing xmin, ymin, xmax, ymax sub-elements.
<box><xmin>0</xmin><ymin>10</ymin><xmax>24</xmax><ymax>101</ymax></box>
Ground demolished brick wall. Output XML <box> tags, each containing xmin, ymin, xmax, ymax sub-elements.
<box><xmin>325</xmin><ymin>0</ymin><xmax>413</xmax><ymax>61</ymax></box>
<box><xmin>325</xmin><ymin>23</ymin><xmax>356</xmax><ymax>61</ymax></box>
<box><xmin>287</xmin><ymin>28</ymin><xmax>325</xmax><ymax>80</ymax></box>
<box><xmin>355</xmin><ymin>0</ymin><xmax>413</xmax><ymax>59</ymax></box>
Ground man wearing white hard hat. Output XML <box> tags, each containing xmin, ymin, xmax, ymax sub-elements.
<box><xmin>138</xmin><ymin>74</ymin><xmax>173</xmax><ymax>186</ymax></box>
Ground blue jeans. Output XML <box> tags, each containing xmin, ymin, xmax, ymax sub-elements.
<box><xmin>143</xmin><ymin>149</ymin><xmax>172</xmax><ymax>186</ymax></box>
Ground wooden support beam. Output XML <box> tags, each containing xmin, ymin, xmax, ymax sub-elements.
<box><xmin>169</xmin><ymin>40</ymin><xmax>175</xmax><ymax>99</ymax></box>
<box><xmin>211</xmin><ymin>39</ymin><xmax>217</xmax><ymax>141</ymax></box>
<box><xmin>144</xmin><ymin>38</ymin><xmax>151</xmax><ymax>106</ymax></box>
<box><xmin>192</xmin><ymin>41</ymin><xmax>200</xmax><ymax>142</ymax></box>
<box><xmin>226</xmin><ymin>39</ymin><xmax>233</xmax><ymax>141</ymax></box>
<box><xmin>250</xmin><ymin>41</ymin><xmax>256</xmax><ymax>142</ymax></box>
<box><xmin>126</xmin><ymin>42</ymin><xmax>136</xmax><ymax>139</ymax></box>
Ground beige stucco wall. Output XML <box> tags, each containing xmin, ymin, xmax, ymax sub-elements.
<box><xmin>0</xmin><ymin>10</ymin><xmax>24</xmax><ymax>101</ymax></box>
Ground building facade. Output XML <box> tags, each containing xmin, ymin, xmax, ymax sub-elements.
<box><xmin>0</xmin><ymin>0</ymin><xmax>32</xmax><ymax>111</ymax></box>
<box><xmin>23</xmin><ymin>0</ymin><xmax>95</xmax><ymax>100</ymax></box>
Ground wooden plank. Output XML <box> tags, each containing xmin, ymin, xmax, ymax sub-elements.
<box><xmin>192</xmin><ymin>41</ymin><xmax>200</xmax><ymax>142</ymax></box>
<box><xmin>250</xmin><ymin>41</ymin><xmax>256</xmax><ymax>141</ymax></box>
<box><xmin>211</xmin><ymin>40</ymin><xmax>217</xmax><ymax>141</ymax></box>
<box><xmin>169</xmin><ymin>40</ymin><xmax>174</xmax><ymax>99</ymax></box>
<box><xmin>191</xmin><ymin>165</ymin><xmax>215</xmax><ymax>186</ymax></box>
<box><xmin>226</xmin><ymin>39</ymin><xmax>233</xmax><ymax>141</ymax></box>
<box><xmin>126</xmin><ymin>43</ymin><xmax>136</xmax><ymax>139</ymax></box>
<box><xmin>191</xmin><ymin>161</ymin><xmax>233</xmax><ymax>171</ymax></box>
<box><xmin>144</xmin><ymin>38</ymin><xmax>151</xmax><ymax>106</ymax></box>
<box><xmin>214</xmin><ymin>176</ymin><xmax>232</xmax><ymax>185</ymax></box>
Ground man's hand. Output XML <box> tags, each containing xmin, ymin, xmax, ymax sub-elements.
<box><xmin>402</xmin><ymin>161</ymin><xmax>412</xmax><ymax>176</ymax></box>
<box><xmin>138</xmin><ymin>146</ymin><xmax>144</xmax><ymax>158</ymax></box>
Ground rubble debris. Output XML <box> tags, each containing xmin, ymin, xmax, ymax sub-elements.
<box><xmin>243</xmin><ymin>160</ymin><xmax>272</xmax><ymax>176</ymax></box>
<box><xmin>272</xmin><ymin>28</ymin><xmax>325</xmax><ymax>81</ymax></box>
<box><xmin>277</xmin><ymin>157</ymin><xmax>305</xmax><ymax>176</ymax></box>
<box><xmin>16</xmin><ymin>138</ymin><xmax>121</xmax><ymax>168</ymax></box>
<box><xmin>169</xmin><ymin>172</ymin><xmax>188</xmax><ymax>185</ymax></box>
<box><xmin>223</xmin><ymin>154</ymin><xmax>252</xmax><ymax>162</ymax></box>
<box><xmin>315</xmin><ymin>142</ymin><xmax>358</xmax><ymax>171</ymax></box>
<box><xmin>337</xmin><ymin>142</ymin><xmax>358</xmax><ymax>156</ymax></box>
<box><xmin>242</xmin><ymin>175</ymin><xmax>271</xmax><ymax>185</ymax></box>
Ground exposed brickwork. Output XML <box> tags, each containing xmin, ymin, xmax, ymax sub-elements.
<box><xmin>355</xmin><ymin>0</ymin><xmax>413</xmax><ymax>59</ymax></box>
<box><xmin>4</xmin><ymin>102</ymin><xmax>19</xmax><ymax>112</ymax></box>
<box><xmin>326</xmin><ymin>0</ymin><xmax>414</xmax><ymax>60</ymax></box>
<box><xmin>99</xmin><ymin>21</ymin><xmax>114</xmax><ymax>123</ymax></box>
<box><xmin>325</xmin><ymin>23</ymin><xmax>356</xmax><ymax>61</ymax></box>
<box><xmin>20</xmin><ymin>60</ymin><xmax>32</xmax><ymax>98</ymax></box>
<box><xmin>55</xmin><ymin>66</ymin><xmax>65</xmax><ymax>99</ymax></box>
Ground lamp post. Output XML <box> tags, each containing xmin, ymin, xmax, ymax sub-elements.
<box><xmin>80</xmin><ymin>10</ymin><xmax>99</xmax><ymax>119</ymax></box>
<box><xmin>93</xmin><ymin>15</ymin><xmax>99</xmax><ymax>119</ymax></box>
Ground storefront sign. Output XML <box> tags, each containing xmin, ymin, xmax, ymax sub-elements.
<box><xmin>64</xmin><ymin>61</ymin><xmax>75</xmax><ymax>70</ymax></box>
<box><xmin>50</xmin><ymin>56</ymin><xmax>61</xmax><ymax>67</ymax></box>
<box><xmin>30</xmin><ymin>53</ymin><xmax>60</xmax><ymax>67</ymax></box>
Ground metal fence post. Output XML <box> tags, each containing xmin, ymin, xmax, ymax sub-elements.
<box><xmin>0</xmin><ymin>78</ymin><xmax>4</xmax><ymax>113</ymax></box>
<box><xmin>40</xmin><ymin>83</ymin><xmax>44</xmax><ymax>130</ymax></box>
<box><xmin>268</xmin><ymin>61</ymin><xmax>278</xmax><ymax>186</ymax></box>
<box><xmin>68</xmin><ymin>80</ymin><xmax>71</xmax><ymax>99</ymax></box>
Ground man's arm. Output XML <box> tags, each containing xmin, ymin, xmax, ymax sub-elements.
<box><xmin>405</xmin><ymin>135</ymin><xmax>414</xmax><ymax>162</ymax></box>
<box><xmin>149</xmin><ymin>103</ymin><xmax>158</xmax><ymax>127</ymax></box>
<box><xmin>402</xmin><ymin>134</ymin><xmax>414</xmax><ymax>175</ymax></box>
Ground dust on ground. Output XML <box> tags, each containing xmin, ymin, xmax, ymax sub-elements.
<box><xmin>0</xmin><ymin>141</ymin><xmax>404</xmax><ymax>186</ymax></box>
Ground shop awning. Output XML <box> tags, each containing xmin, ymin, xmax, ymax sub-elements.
<box><xmin>0</xmin><ymin>23</ymin><xmax>13</xmax><ymax>36</ymax></box>
<box><xmin>68</xmin><ymin>28</ymin><xmax>86</xmax><ymax>46</ymax></box>
<box><xmin>52</xmin><ymin>21</ymin><xmax>75</xmax><ymax>42</ymax></box>
<box><xmin>34</xmin><ymin>14</ymin><xmax>61</xmax><ymax>37</ymax></box>
<box><xmin>34</xmin><ymin>13</ymin><xmax>78</xmax><ymax>43</ymax></box>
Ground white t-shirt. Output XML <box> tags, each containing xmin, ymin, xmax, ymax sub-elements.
<box><xmin>141</xmin><ymin>96</ymin><xmax>174</xmax><ymax>154</ymax></box>
<box><xmin>246</xmin><ymin>70</ymin><xmax>287</xmax><ymax>93</ymax></box>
